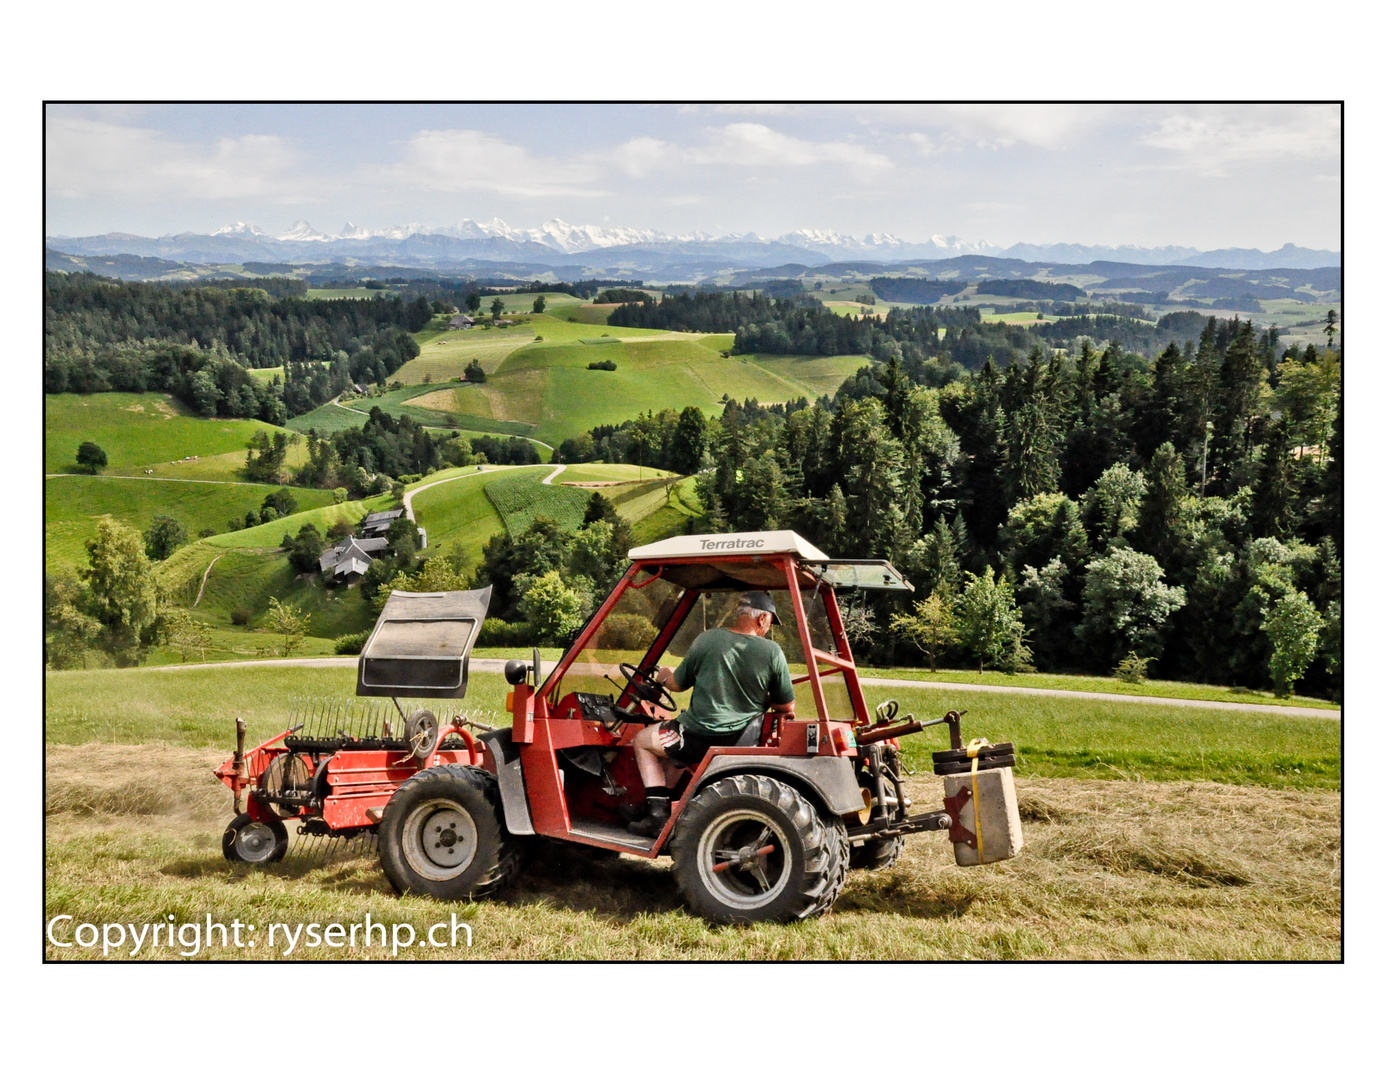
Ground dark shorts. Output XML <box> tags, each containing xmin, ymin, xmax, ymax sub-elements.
<box><xmin>657</xmin><ymin>719</ymin><xmax>746</xmax><ymax>766</ymax></box>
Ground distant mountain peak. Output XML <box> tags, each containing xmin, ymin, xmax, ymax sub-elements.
<box><xmin>213</xmin><ymin>221</ymin><xmax>266</xmax><ymax>237</ymax></box>
<box><xmin>277</xmin><ymin>220</ymin><xmax>332</xmax><ymax>242</ymax></box>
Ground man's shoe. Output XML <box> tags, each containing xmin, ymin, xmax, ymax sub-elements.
<box><xmin>626</xmin><ymin>798</ymin><xmax>670</xmax><ymax>838</ymax></box>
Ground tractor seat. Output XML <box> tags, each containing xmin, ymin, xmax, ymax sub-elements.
<box><xmin>733</xmin><ymin>714</ymin><xmax>765</xmax><ymax>747</ymax></box>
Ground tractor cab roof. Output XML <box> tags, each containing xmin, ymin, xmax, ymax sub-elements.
<box><xmin>626</xmin><ymin>530</ymin><xmax>912</xmax><ymax>593</ymax></box>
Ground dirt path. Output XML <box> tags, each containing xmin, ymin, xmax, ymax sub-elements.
<box><xmin>191</xmin><ymin>554</ymin><xmax>224</xmax><ymax>608</ymax></box>
<box><xmin>45</xmin><ymin>474</ymin><xmax>265</xmax><ymax>487</ymax></box>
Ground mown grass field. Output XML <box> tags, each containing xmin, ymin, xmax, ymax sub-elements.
<box><xmin>45</xmin><ymin>393</ymin><xmax>294</xmax><ymax>475</ymax></box>
<box><xmin>45</xmin><ymin>476</ymin><xmax>339</xmax><ymax>573</ymax></box>
<box><xmin>43</xmin><ymin>665</ymin><xmax>1340</xmax><ymax>959</ymax></box>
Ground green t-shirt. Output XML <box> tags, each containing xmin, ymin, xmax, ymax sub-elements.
<box><xmin>672</xmin><ymin>627</ymin><xmax>796</xmax><ymax>735</ymax></box>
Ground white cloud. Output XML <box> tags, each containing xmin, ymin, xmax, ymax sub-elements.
<box><xmin>864</xmin><ymin>104</ymin><xmax>1114</xmax><ymax>151</ymax></box>
<box><xmin>46</xmin><ymin>116</ymin><xmax>300</xmax><ymax>201</ymax></box>
<box><xmin>387</xmin><ymin>129</ymin><xmax>608</xmax><ymax>198</ymax></box>
<box><xmin>1139</xmin><ymin>105</ymin><xmax>1339</xmax><ymax>172</ymax></box>
<box><xmin>612</xmin><ymin>136</ymin><xmax>673</xmax><ymax>178</ymax></box>
<box><xmin>685</xmin><ymin>123</ymin><xmax>891</xmax><ymax>170</ymax></box>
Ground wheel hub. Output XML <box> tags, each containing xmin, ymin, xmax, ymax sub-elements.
<box><xmin>697</xmin><ymin>809</ymin><xmax>793</xmax><ymax>910</ymax></box>
<box><xmin>401</xmin><ymin>799</ymin><xmax>480</xmax><ymax>880</ymax></box>
<box><xmin>234</xmin><ymin>822</ymin><xmax>277</xmax><ymax>861</ymax></box>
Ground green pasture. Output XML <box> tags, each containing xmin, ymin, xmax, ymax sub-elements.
<box><xmin>395</xmin><ymin>312</ymin><xmax>673</xmax><ymax>384</ymax></box>
<box><xmin>861</xmin><ymin>666</ymin><xmax>1339</xmax><ymax>710</ymax></box>
<box><xmin>175</xmin><ymin>547</ymin><xmax>373</xmax><ymax>640</ymax></box>
<box><xmin>305</xmin><ymin>288</ymin><xmax>384</xmax><ymax>300</ymax></box>
<box><xmin>283</xmin><ymin>399</ymin><xmax>384</xmax><ymax>435</ymax></box>
<box><xmin>45</xmin><ymin>393</ymin><xmax>293</xmax><ymax>476</ymax></box>
<box><xmin>623</xmin><ymin>477</ymin><xmax>702</xmax><ymax>545</ymax></box>
<box><xmin>556</xmin><ymin>464</ymin><xmax>673</xmax><ymax>483</ymax></box>
<box><xmin>198</xmin><ymin>493</ymin><xmax>395</xmax><ymax>552</ymax></box>
<box><xmin>408</xmin><ymin>468</ymin><xmax>517</xmax><ymax>564</ymax></box>
<box><xmin>43</xmin><ymin>665</ymin><xmax>1338</xmax><ymax>791</ymax></box>
<box><xmin>473</xmin><ymin>337</ymin><xmax>868</xmax><ymax>447</ymax></box>
<box><xmin>45</xmin><ymin>476</ymin><xmax>339</xmax><ymax>574</ymax></box>
<box><xmin>979</xmin><ymin>310</ymin><xmax>1063</xmax><ymax>324</ymax></box>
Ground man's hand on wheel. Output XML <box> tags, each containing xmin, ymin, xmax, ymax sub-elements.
<box><xmin>655</xmin><ymin>666</ymin><xmax>678</xmax><ymax>691</ymax></box>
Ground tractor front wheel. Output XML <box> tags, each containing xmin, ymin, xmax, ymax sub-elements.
<box><xmin>378</xmin><ymin>765</ymin><xmax>521</xmax><ymax>901</ymax></box>
<box><xmin>671</xmin><ymin>774</ymin><xmax>848</xmax><ymax>924</ymax></box>
<box><xmin>223</xmin><ymin>813</ymin><xmax>288</xmax><ymax>864</ymax></box>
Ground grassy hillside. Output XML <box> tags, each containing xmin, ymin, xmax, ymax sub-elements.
<box><xmin>396</xmin><ymin>332</ymin><xmax>866</xmax><ymax>448</ymax></box>
<box><xmin>45</xmin><ymin>476</ymin><xmax>339</xmax><ymax>574</ymax></box>
<box><xmin>45</xmin><ymin>393</ymin><xmax>295</xmax><ymax>476</ymax></box>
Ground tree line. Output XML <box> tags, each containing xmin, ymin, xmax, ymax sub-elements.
<box><xmin>44</xmin><ymin>272</ymin><xmax>425</xmax><ymax>417</ymax></box>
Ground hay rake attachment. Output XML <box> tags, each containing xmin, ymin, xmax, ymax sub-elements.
<box><xmin>215</xmin><ymin>587</ymin><xmax>497</xmax><ymax>866</ymax></box>
<box><xmin>215</xmin><ymin>695</ymin><xmax>505</xmax><ymax>865</ymax></box>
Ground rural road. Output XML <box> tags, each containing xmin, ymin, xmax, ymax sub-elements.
<box><xmin>46</xmin><ymin>473</ymin><xmax>265</xmax><ymax>487</ymax></box>
<box><xmin>401</xmin><ymin>463</ymin><xmax>564</xmax><ymax>522</ymax></box>
<box><xmin>135</xmin><ymin>656</ymin><xmax>1339</xmax><ymax>718</ymax></box>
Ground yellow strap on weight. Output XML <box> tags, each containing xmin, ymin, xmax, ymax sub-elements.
<box><xmin>966</xmin><ymin>738</ymin><xmax>991</xmax><ymax>864</ymax></box>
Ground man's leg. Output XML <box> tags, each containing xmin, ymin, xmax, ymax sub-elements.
<box><xmin>629</xmin><ymin>725</ymin><xmax>686</xmax><ymax>836</ymax></box>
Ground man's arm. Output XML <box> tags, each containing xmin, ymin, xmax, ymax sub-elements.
<box><xmin>655</xmin><ymin>666</ymin><xmax>680</xmax><ymax>692</ymax></box>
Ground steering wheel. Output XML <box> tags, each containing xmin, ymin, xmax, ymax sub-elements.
<box><xmin>617</xmin><ymin>662</ymin><xmax>677</xmax><ymax>715</ymax></box>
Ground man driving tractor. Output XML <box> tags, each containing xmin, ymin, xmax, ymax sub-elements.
<box><xmin>626</xmin><ymin>591</ymin><xmax>796</xmax><ymax>837</ymax></box>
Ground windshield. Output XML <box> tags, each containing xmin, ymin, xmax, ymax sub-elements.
<box><xmin>551</xmin><ymin>576</ymin><xmax>855</xmax><ymax>722</ymax></box>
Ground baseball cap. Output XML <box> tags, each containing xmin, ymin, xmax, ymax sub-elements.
<box><xmin>739</xmin><ymin>590</ymin><xmax>782</xmax><ymax>625</ymax></box>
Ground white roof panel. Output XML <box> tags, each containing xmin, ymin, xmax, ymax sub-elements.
<box><xmin>628</xmin><ymin>530</ymin><xmax>828</xmax><ymax>563</ymax></box>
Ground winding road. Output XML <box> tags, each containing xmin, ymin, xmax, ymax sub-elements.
<box><xmin>401</xmin><ymin>463</ymin><xmax>565</xmax><ymax>523</ymax></box>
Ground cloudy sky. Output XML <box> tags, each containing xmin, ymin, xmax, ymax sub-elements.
<box><xmin>45</xmin><ymin>103</ymin><xmax>1340</xmax><ymax>251</ymax></box>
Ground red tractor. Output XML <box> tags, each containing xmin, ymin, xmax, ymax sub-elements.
<box><xmin>217</xmin><ymin>530</ymin><xmax>1022</xmax><ymax>923</ymax></box>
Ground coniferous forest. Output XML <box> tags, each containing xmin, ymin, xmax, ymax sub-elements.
<box><xmin>578</xmin><ymin>313</ymin><xmax>1341</xmax><ymax>699</ymax></box>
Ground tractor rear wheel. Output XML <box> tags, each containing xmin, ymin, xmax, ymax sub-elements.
<box><xmin>671</xmin><ymin>774</ymin><xmax>848</xmax><ymax>924</ymax></box>
<box><xmin>378</xmin><ymin>765</ymin><xmax>521</xmax><ymax>900</ymax></box>
<box><xmin>223</xmin><ymin>813</ymin><xmax>288</xmax><ymax>864</ymax></box>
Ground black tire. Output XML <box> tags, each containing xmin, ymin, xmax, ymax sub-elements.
<box><xmin>377</xmin><ymin>764</ymin><xmax>521</xmax><ymax>900</ymax></box>
<box><xmin>809</xmin><ymin>816</ymin><xmax>850</xmax><ymax>917</ymax></box>
<box><xmin>850</xmin><ymin>768</ymin><xmax>906</xmax><ymax>871</ymax></box>
<box><xmin>223</xmin><ymin>813</ymin><xmax>288</xmax><ymax>864</ymax></box>
<box><xmin>671</xmin><ymin>774</ymin><xmax>847</xmax><ymax>924</ymax></box>
<box><xmin>849</xmin><ymin>833</ymin><xmax>905</xmax><ymax>871</ymax></box>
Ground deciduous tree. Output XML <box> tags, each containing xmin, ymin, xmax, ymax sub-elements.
<box><xmin>1261</xmin><ymin>588</ymin><xmax>1322</xmax><ymax>698</ymax></box>
<box><xmin>954</xmin><ymin>567</ymin><xmax>1029</xmax><ymax>674</ymax></box>
<box><xmin>76</xmin><ymin>441</ymin><xmax>107</xmax><ymax>474</ymax></box>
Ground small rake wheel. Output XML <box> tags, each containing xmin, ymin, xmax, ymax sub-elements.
<box><xmin>223</xmin><ymin>813</ymin><xmax>289</xmax><ymax>864</ymax></box>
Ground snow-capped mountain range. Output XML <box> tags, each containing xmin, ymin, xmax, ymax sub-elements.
<box><xmin>48</xmin><ymin>217</ymin><xmax>1340</xmax><ymax>273</ymax></box>
<box><xmin>206</xmin><ymin>217</ymin><xmax>998</xmax><ymax>258</ymax></box>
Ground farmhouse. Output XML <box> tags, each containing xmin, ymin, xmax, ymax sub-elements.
<box><xmin>318</xmin><ymin>535</ymin><xmax>389</xmax><ymax>582</ymax></box>
<box><xmin>361</xmin><ymin>508</ymin><xmax>404</xmax><ymax>537</ymax></box>
<box><xmin>448</xmin><ymin>314</ymin><xmax>476</xmax><ymax>329</ymax></box>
